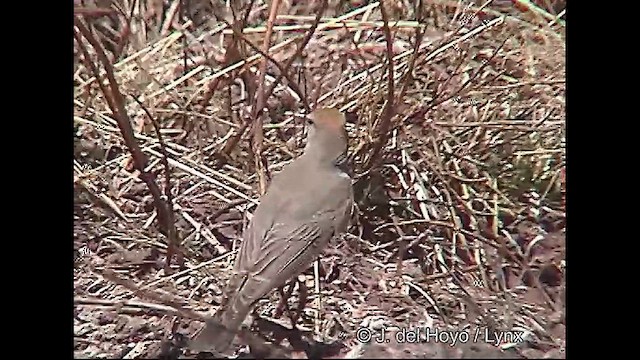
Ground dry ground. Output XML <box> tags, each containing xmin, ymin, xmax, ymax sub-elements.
<box><xmin>74</xmin><ymin>0</ymin><xmax>565</xmax><ymax>358</ymax></box>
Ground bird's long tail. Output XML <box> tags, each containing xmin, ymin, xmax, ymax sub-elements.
<box><xmin>191</xmin><ymin>269</ymin><xmax>277</xmax><ymax>353</ymax></box>
<box><xmin>190</xmin><ymin>302</ymin><xmax>251</xmax><ymax>353</ymax></box>
<box><xmin>190</xmin><ymin>272</ymin><xmax>258</xmax><ymax>354</ymax></box>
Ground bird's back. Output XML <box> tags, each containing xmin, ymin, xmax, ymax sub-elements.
<box><xmin>232</xmin><ymin>157</ymin><xmax>352</xmax><ymax>287</ymax></box>
<box><xmin>257</xmin><ymin>158</ymin><xmax>352</xmax><ymax>221</ymax></box>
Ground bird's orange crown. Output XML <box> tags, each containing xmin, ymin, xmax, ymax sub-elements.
<box><xmin>309</xmin><ymin>108</ymin><xmax>346</xmax><ymax>134</ymax></box>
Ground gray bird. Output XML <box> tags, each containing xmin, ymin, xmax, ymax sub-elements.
<box><xmin>191</xmin><ymin>108</ymin><xmax>354</xmax><ymax>353</ymax></box>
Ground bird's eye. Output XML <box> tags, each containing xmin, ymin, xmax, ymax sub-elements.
<box><xmin>306</xmin><ymin>118</ymin><xmax>314</xmax><ymax>126</ymax></box>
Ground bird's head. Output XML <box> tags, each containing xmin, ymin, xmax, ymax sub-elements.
<box><xmin>303</xmin><ymin>108</ymin><xmax>349</xmax><ymax>166</ymax></box>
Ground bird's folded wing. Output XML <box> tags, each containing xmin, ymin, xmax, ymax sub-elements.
<box><xmin>231</xmin><ymin>221</ymin><xmax>323</xmax><ymax>304</ymax></box>
<box><xmin>229</xmin><ymin>194</ymin><xmax>352</xmax><ymax>306</ymax></box>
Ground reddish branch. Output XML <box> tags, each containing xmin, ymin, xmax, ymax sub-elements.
<box><xmin>74</xmin><ymin>17</ymin><xmax>180</xmax><ymax>271</ymax></box>
<box><xmin>251</xmin><ymin>0</ymin><xmax>282</xmax><ymax>195</ymax></box>
<box><xmin>220</xmin><ymin>0</ymin><xmax>328</xmax><ymax>162</ymax></box>
<box><xmin>363</xmin><ymin>4</ymin><xmax>396</xmax><ymax>172</ymax></box>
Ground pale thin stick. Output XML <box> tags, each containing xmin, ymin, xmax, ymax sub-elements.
<box><xmin>313</xmin><ymin>259</ymin><xmax>321</xmax><ymax>336</ymax></box>
<box><xmin>75</xmin><ymin>296</ymin><xmax>182</xmax><ymax>313</ymax></box>
<box><xmin>220</xmin><ymin>20</ymin><xmax>420</xmax><ymax>34</ymax></box>
<box><xmin>140</xmin><ymin>250</ymin><xmax>238</xmax><ymax>290</ymax></box>
<box><xmin>110</xmin><ymin>249</ymin><xmax>239</xmax><ymax>302</ymax></box>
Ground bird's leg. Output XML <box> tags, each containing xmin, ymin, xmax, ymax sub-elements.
<box><xmin>274</xmin><ymin>288</ymin><xmax>287</xmax><ymax>318</ymax></box>
<box><xmin>276</xmin><ymin>278</ymin><xmax>308</xmax><ymax>328</ymax></box>
<box><xmin>294</xmin><ymin>278</ymin><xmax>307</xmax><ymax>327</ymax></box>
<box><xmin>274</xmin><ymin>278</ymin><xmax>297</xmax><ymax>322</ymax></box>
